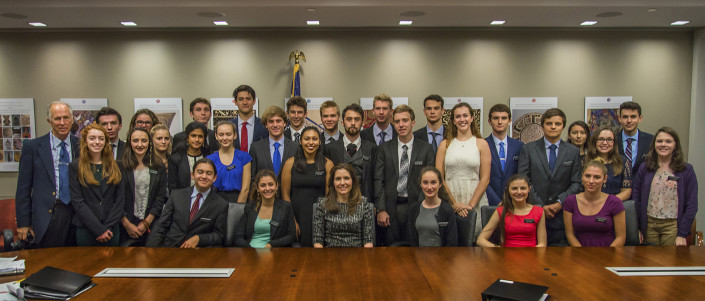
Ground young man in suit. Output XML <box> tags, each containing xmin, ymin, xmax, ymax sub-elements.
<box><xmin>230</xmin><ymin>84</ymin><xmax>268</xmax><ymax>153</ymax></box>
<box><xmin>173</xmin><ymin>98</ymin><xmax>219</xmax><ymax>154</ymax></box>
<box><xmin>147</xmin><ymin>158</ymin><xmax>228</xmax><ymax>248</ymax></box>
<box><xmin>323</xmin><ymin>103</ymin><xmax>377</xmax><ymax>203</ymax></box>
<box><xmin>96</xmin><ymin>107</ymin><xmax>125</xmax><ymax>160</ymax></box>
<box><xmin>374</xmin><ymin>105</ymin><xmax>435</xmax><ymax>245</ymax></box>
<box><xmin>518</xmin><ymin>108</ymin><xmax>582</xmax><ymax>246</ymax></box>
<box><xmin>249</xmin><ymin>106</ymin><xmax>297</xmax><ymax>180</ymax></box>
<box><xmin>615</xmin><ymin>101</ymin><xmax>653</xmax><ymax>174</ymax></box>
<box><xmin>413</xmin><ymin>94</ymin><xmax>445</xmax><ymax>154</ymax></box>
<box><xmin>361</xmin><ymin>93</ymin><xmax>397</xmax><ymax>146</ymax></box>
<box><xmin>16</xmin><ymin>101</ymin><xmax>80</xmax><ymax>248</ymax></box>
<box><xmin>283</xmin><ymin>96</ymin><xmax>308</xmax><ymax>142</ymax></box>
<box><xmin>319</xmin><ymin>100</ymin><xmax>342</xmax><ymax>144</ymax></box>
<box><xmin>485</xmin><ymin>104</ymin><xmax>524</xmax><ymax>206</ymax></box>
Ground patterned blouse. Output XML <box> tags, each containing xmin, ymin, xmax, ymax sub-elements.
<box><xmin>312</xmin><ymin>197</ymin><xmax>375</xmax><ymax>247</ymax></box>
<box><xmin>647</xmin><ymin>169</ymin><xmax>678</xmax><ymax>219</ymax></box>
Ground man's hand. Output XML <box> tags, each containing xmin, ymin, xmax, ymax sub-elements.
<box><xmin>377</xmin><ymin>211</ymin><xmax>390</xmax><ymax>227</ymax></box>
<box><xmin>96</xmin><ymin>230</ymin><xmax>113</xmax><ymax>243</ymax></box>
<box><xmin>17</xmin><ymin>227</ymin><xmax>33</xmax><ymax>241</ymax></box>
<box><xmin>180</xmin><ymin>235</ymin><xmax>200</xmax><ymax>248</ymax></box>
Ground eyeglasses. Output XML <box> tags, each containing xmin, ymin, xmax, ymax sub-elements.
<box><xmin>597</xmin><ymin>138</ymin><xmax>614</xmax><ymax>143</ymax></box>
<box><xmin>135</xmin><ymin>120</ymin><xmax>153</xmax><ymax>126</ymax></box>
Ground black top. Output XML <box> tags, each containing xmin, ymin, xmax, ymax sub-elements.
<box><xmin>290</xmin><ymin>162</ymin><xmax>327</xmax><ymax>247</ymax></box>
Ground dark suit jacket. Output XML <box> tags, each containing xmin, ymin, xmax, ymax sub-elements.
<box><xmin>249</xmin><ymin>137</ymin><xmax>297</xmax><ymax>181</ymax></box>
<box><xmin>114</xmin><ymin>139</ymin><xmax>126</xmax><ymax>161</ymax></box>
<box><xmin>168</xmin><ymin>152</ymin><xmax>193</xmax><ymax>192</ymax></box>
<box><xmin>146</xmin><ymin>187</ymin><xmax>228</xmax><ymax>247</ymax></box>
<box><xmin>120</xmin><ymin>165</ymin><xmax>168</xmax><ymax>226</ymax></box>
<box><xmin>615</xmin><ymin>130</ymin><xmax>653</xmax><ymax>175</ymax></box>
<box><xmin>408</xmin><ymin>201</ymin><xmax>458</xmax><ymax>247</ymax></box>
<box><xmin>15</xmin><ymin>133</ymin><xmax>80</xmax><ymax>243</ymax></box>
<box><xmin>485</xmin><ymin>135</ymin><xmax>524</xmax><ymax>206</ymax></box>
<box><xmin>323</xmin><ymin>138</ymin><xmax>377</xmax><ymax>202</ymax></box>
<box><xmin>374</xmin><ymin>138</ymin><xmax>435</xmax><ymax>217</ymax></box>
<box><xmin>172</xmin><ymin>128</ymin><xmax>219</xmax><ymax>155</ymax></box>
<box><xmin>230</xmin><ymin>116</ymin><xmax>268</xmax><ymax>151</ymax></box>
<box><xmin>69</xmin><ymin>161</ymin><xmax>125</xmax><ymax>237</ymax></box>
<box><xmin>361</xmin><ymin>125</ymin><xmax>397</xmax><ymax>146</ymax></box>
<box><xmin>234</xmin><ymin>199</ymin><xmax>297</xmax><ymax>247</ymax></box>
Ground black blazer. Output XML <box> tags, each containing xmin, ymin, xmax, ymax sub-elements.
<box><xmin>69</xmin><ymin>161</ymin><xmax>125</xmax><ymax>237</ymax></box>
<box><xmin>323</xmin><ymin>138</ymin><xmax>377</xmax><ymax>202</ymax></box>
<box><xmin>360</xmin><ymin>125</ymin><xmax>397</xmax><ymax>146</ymax></box>
<box><xmin>413</xmin><ymin>126</ymin><xmax>444</xmax><ymax>155</ymax></box>
<box><xmin>234</xmin><ymin>199</ymin><xmax>297</xmax><ymax>247</ymax></box>
<box><xmin>249</xmin><ymin>137</ymin><xmax>297</xmax><ymax>181</ymax></box>
<box><xmin>114</xmin><ymin>139</ymin><xmax>126</xmax><ymax>161</ymax></box>
<box><xmin>146</xmin><ymin>187</ymin><xmax>228</xmax><ymax>247</ymax></box>
<box><xmin>168</xmin><ymin>152</ymin><xmax>193</xmax><ymax>192</ymax></box>
<box><xmin>172</xmin><ymin>128</ymin><xmax>219</xmax><ymax>155</ymax></box>
<box><xmin>230</xmin><ymin>116</ymin><xmax>268</xmax><ymax>151</ymax></box>
<box><xmin>408</xmin><ymin>201</ymin><xmax>458</xmax><ymax>247</ymax></box>
<box><xmin>120</xmin><ymin>164</ymin><xmax>168</xmax><ymax>226</ymax></box>
<box><xmin>615</xmin><ymin>130</ymin><xmax>654</xmax><ymax>175</ymax></box>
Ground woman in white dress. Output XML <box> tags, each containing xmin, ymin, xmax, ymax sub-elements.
<box><xmin>435</xmin><ymin>102</ymin><xmax>491</xmax><ymax>240</ymax></box>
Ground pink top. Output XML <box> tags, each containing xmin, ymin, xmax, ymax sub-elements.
<box><xmin>497</xmin><ymin>206</ymin><xmax>544</xmax><ymax>247</ymax></box>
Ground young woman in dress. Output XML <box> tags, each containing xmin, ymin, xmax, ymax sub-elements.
<box><xmin>567</xmin><ymin>121</ymin><xmax>590</xmax><ymax>162</ymax></box>
<box><xmin>234</xmin><ymin>170</ymin><xmax>296</xmax><ymax>248</ymax></box>
<box><xmin>435</xmin><ymin>102</ymin><xmax>490</xmax><ymax>240</ymax></box>
<box><xmin>632</xmin><ymin>127</ymin><xmax>698</xmax><ymax>246</ymax></box>
<box><xmin>206</xmin><ymin>121</ymin><xmax>251</xmax><ymax>203</ymax></box>
<box><xmin>150</xmin><ymin>124</ymin><xmax>171</xmax><ymax>168</ymax></box>
<box><xmin>408</xmin><ymin>167</ymin><xmax>458</xmax><ymax>247</ymax></box>
<box><xmin>313</xmin><ymin>164</ymin><xmax>374</xmax><ymax>248</ymax></box>
<box><xmin>585</xmin><ymin>126</ymin><xmax>632</xmax><ymax>201</ymax></box>
<box><xmin>168</xmin><ymin>121</ymin><xmax>210</xmax><ymax>191</ymax></box>
<box><xmin>281</xmin><ymin>126</ymin><xmax>334</xmax><ymax>247</ymax></box>
<box><xmin>477</xmin><ymin>174</ymin><xmax>546</xmax><ymax>247</ymax></box>
<box><xmin>70</xmin><ymin>123</ymin><xmax>124</xmax><ymax>246</ymax></box>
<box><xmin>563</xmin><ymin>160</ymin><xmax>626</xmax><ymax>247</ymax></box>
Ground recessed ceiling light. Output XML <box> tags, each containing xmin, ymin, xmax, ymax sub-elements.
<box><xmin>671</xmin><ymin>21</ymin><xmax>690</xmax><ymax>26</ymax></box>
<box><xmin>646</xmin><ymin>8</ymin><xmax>657</xmax><ymax>13</ymax></box>
<box><xmin>307</xmin><ymin>20</ymin><xmax>319</xmax><ymax>26</ymax></box>
<box><xmin>490</xmin><ymin>20</ymin><xmax>506</xmax><ymax>25</ymax></box>
<box><xmin>28</xmin><ymin>22</ymin><xmax>46</xmax><ymax>27</ymax></box>
<box><xmin>399</xmin><ymin>20</ymin><xmax>413</xmax><ymax>26</ymax></box>
<box><xmin>121</xmin><ymin>21</ymin><xmax>137</xmax><ymax>26</ymax></box>
<box><xmin>213</xmin><ymin>21</ymin><xmax>228</xmax><ymax>26</ymax></box>
<box><xmin>581</xmin><ymin>21</ymin><xmax>598</xmax><ymax>26</ymax></box>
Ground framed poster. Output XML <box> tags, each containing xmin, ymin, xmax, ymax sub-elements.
<box><xmin>585</xmin><ymin>96</ymin><xmax>632</xmax><ymax>132</ymax></box>
<box><xmin>134</xmin><ymin>98</ymin><xmax>183</xmax><ymax>136</ymax></box>
<box><xmin>360</xmin><ymin>97</ymin><xmax>408</xmax><ymax>129</ymax></box>
<box><xmin>61</xmin><ymin>98</ymin><xmax>108</xmax><ymax>138</ymax></box>
<box><xmin>509</xmin><ymin>97</ymin><xmax>558</xmax><ymax>143</ymax></box>
<box><xmin>0</xmin><ymin>98</ymin><xmax>36</xmax><ymax>171</ymax></box>
<box><xmin>210</xmin><ymin>97</ymin><xmax>260</xmax><ymax>129</ymax></box>
<box><xmin>442</xmin><ymin>97</ymin><xmax>484</xmax><ymax>135</ymax></box>
<box><xmin>283</xmin><ymin>97</ymin><xmax>332</xmax><ymax>132</ymax></box>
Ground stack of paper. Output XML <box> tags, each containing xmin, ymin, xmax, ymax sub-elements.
<box><xmin>0</xmin><ymin>257</ymin><xmax>24</xmax><ymax>276</ymax></box>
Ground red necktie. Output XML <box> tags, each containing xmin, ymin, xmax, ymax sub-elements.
<box><xmin>240</xmin><ymin>121</ymin><xmax>249</xmax><ymax>152</ymax></box>
<box><xmin>189</xmin><ymin>193</ymin><xmax>202</xmax><ymax>223</ymax></box>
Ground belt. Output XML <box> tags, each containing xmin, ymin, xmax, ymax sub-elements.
<box><xmin>396</xmin><ymin>197</ymin><xmax>409</xmax><ymax>204</ymax></box>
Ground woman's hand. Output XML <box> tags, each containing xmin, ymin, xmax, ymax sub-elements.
<box><xmin>675</xmin><ymin>236</ymin><xmax>688</xmax><ymax>246</ymax></box>
<box><xmin>453</xmin><ymin>203</ymin><xmax>472</xmax><ymax>217</ymax></box>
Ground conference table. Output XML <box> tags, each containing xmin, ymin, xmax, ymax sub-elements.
<box><xmin>1</xmin><ymin>246</ymin><xmax>704</xmax><ymax>300</ymax></box>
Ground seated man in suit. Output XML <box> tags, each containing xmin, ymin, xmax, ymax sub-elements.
<box><xmin>95</xmin><ymin>106</ymin><xmax>125</xmax><ymax>160</ymax></box>
<box><xmin>230</xmin><ymin>84</ymin><xmax>268</xmax><ymax>153</ymax></box>
<box><xmin>374</xmin><ymin>105</ymin><xmax>435</xmax><ymax>245</ymax></box>
<box><xmin>319</xmin><ymin>100</ymin><xmax>343</xmax><ymax>144</ymax></box>
<box><xmin>173</xmin><ymin>98</ymin><xmax>219</xmax><ymax>154</ymax></box>
<box><xmin>147</xmin><ymin>158</ymin><xmax>228</xmax><ymax>248</ymax></box>
<box><xmin>518</xmin><ymin>108</ymin><xmax>582</xmax><ymax>246</ymax></box>
<box><xmin>615</xmin><ymin>101</ymin><xmax>653</xmax><ymax>174</ymax></box>
<box><xmin>283</xmin><ymin>96</ymin><xmax>308</xmax><ymax>142</ymax></box>
<box><xmin>361</xmin><ymin>93</ymin><xmax>397</xmax><ymax>146</ymax></box>
<box><xmin>413</xmin><ymin>94</ymin><xmax>445</xmax><ymax>154</ymax></box>
<box><xmin>249</xmin><ymin>106</ymin><xmax>297</xmax><ymax>180</ymax></box>
<box><xmin>485</xmin><ymin>104</ymin><xmax>523</xmax><ymax>206</ymax></box>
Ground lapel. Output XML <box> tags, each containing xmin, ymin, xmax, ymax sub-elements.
<box><xmin>270</xmin><ymin>200</ymin><xmax>283</xmax><ymax>237</ymax></box>
<box><xmin>70</xmin><ymin>136</ymin><xmax>80</xmax><ymax>159</ymax></box>
<box><xmin>38</xmin><ymin>135</ymin><xmax>56</xmax><ymax>186</ymax></box>
<box><xmin>180</xmin><ymin>153</ymin><xmax>191</xmax><ymax>184</ymax></box>
<box><xmin>637</xmin><ymin>131</ymin><xmax>650</xmax><ymax>158</ymax></box>
<box><xmin>533</xmin><ymin>140</ymin><xmax>552</xmax><ymax>178</ymax></box>
<box><xmin>246</xmin><ymin>204</ymin><xmax>257</xmax><ymax>236</ymax></box>
<box><xmin>262</xmin><ymin>139</ymin><xmax>274</xmax><ymax>170</ymax></box>
<box><xmin>615</xmin><ymin>132</ymin><xmax>625</xmax><ymax>154</ymax></box>
<box><xmin>189</xmin><ymin>190</ymin><xmax>212</xmax><ymax>227</ymax></box>
<box><xmin>552</xmin><ymin>140</ymin><xmax>569</xmax><ymax>176</ymax></box>
<box><xmin>89</xmin><ymin>177</ymin><xmax>105</xmax><ymax>201</ymax></box>
<box><xmin>126</xmin><ymin>168</ymin><xmax>136</xmax><ymax>195</ymax></box>
<box><xmin>409</xmin><ymin>139</ymin><xmax>423</xmax><ymax>169</ymax></box>
<box><xmin>283</xmin><ymin>138</ymin><xmax>297</xmax><ymax>159</ymax></box>
<box><xmin>233</xmin><ymin>117</ymin><xmax>241</xmax><ymax>148</ymax></box>
<box><xmin>485</xmin><ymin>135</ymin><xmax>502</xmax><ymax>174</ymax></box>
<box><xmin>389</xmin><ymin>140</ymin><xmax>400</xmax><ymax>177</ymax></box>
<box><xmin>147</xmin><ymin>168</ymin><xmax>158</xmax><ymax>201</ymax></box>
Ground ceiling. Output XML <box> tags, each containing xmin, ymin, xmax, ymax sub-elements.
<box><xmin>0</xmin><ymin>0</ymin><xmax>703</xmax><ymax>30</ymax></box>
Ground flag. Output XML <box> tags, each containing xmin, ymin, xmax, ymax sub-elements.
<box><xmin>291</xmin><ymin>63</ymin><xmax>301</xmax><ymax>97</ymax></box>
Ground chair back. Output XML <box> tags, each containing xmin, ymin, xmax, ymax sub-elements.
<box><xmin>456</xmin><ymin>210</ymin><xmax>477</xmax><ymax>246</ymax></box>
<box><xmin>481</xmin><ymin>206</ymin><xmax>498</xmax><ymax>229</ymax></box>
<box><xmin>0</xmin><ymin>199</ymin><xmax>17</xmax><ymax>250</ymax></box>
<box><xmin>622</xmin><ymin>200</ymin><xmax>639</xmax><ymax>246</ymax></box>
<box><xmin>225</xmin><ymin>203</ymin><xmax>246</xmax><ymax>247</ymax></box>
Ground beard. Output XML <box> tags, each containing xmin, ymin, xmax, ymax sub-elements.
<box><xmin>345</xmin><ymin>126</ymin><xmax>360</xmax><ymax>136</ymax></box>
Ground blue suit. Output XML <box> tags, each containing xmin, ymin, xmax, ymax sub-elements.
<box><xmin>230</xmin><ymin>116</ymin><xmax>268</xmax><ymax>152</ymax></box>
<box><xmin>15</xmin><ymin>133</ymin><xmax>79</xmax><ymax>244</ymax></box>
<box><xmin>485</xmin><ymin>135</ymin><xmax>523</xmax><ymax>206</ymax></box>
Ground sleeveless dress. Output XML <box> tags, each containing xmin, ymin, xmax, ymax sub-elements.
<box><xmin>290</xmin><ymin>162</ymin><xmax>327</xmax><ymax>247</ymax></box>
<box><xmin>444</xmin><ymin>136</ymin><xmax>488</xmax><ymax>240</ymax></box>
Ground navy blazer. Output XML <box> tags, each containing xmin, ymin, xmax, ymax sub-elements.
<box><xmin>485</xmin><ymin>135</ymin><xmax>524</xmax><ymax>206</ymax></box>
<box><xmin>408</xmin><ymin>200</ymin><xmax>458</xmax><ymax>247</ymax></box>
<box><xmin>615</xmin><ymin>130</ymin><xmax>654</xmax><ymax>176</ymax></box>
<box><xmin>15</xmin><ymin>133</ymin><xmax>79</xmax><ymax>243</ymax></box>
<box><xmin>360</xmin><ymin>125</ymin><xmax>397</xmax><ymax>146</ymax></box>
<box><xmin>230</xmin><ymin>116</ymin><xmax>268</xmax><ymax>151</ymax></box>
<box><xmin>121</xmin><ymin>164</ymin><xmax>168</xmax><ymax>226</ymax></box>
<box><xmin>69</xmin><ymin>161</ymin><xmax>126</xmax><ymax>237</ymax></box>
<box><xmin>234</xmin><ymin>199</ymin><xmax>297</xmax><ymax>247</ymax></box>
<box><xmin>168</xmin><ymin>152</ymin><xmax>193</xmax><ymax>192</ymax></box>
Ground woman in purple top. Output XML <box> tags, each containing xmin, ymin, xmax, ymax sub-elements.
<box><xmin>564</xmin><ymin>160</ymin><xmax>626</xmax><ymax>247</ymax></box>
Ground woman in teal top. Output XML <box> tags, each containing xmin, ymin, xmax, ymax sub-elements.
<box><xmin>234</xmin><ymin>170</ymin><xmax>297</xmax><ymax>248</ymax></box>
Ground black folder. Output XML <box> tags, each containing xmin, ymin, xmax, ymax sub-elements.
<box><xmin>481</xmin><ymin>279</ymin><xmax>550</xmax><ymax>301</ymax></box>
<box><xmin>21</xmin><ymin>266</ymin><xmax>96</xmax><ymax>300</ymax></box>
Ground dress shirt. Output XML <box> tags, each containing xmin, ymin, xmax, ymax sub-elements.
<box><xmin>269</xmin><ymin>136</ymin><xmax>286</xmax><ymax>163</ymax></box>
<box><xmin>426</xmin><ymin>125</ymin><xmax>444</xmax><ymax>146</ymax></box>
<box><xmin>190</xmin><ymin>187</ymin><xmax>211</xmax><ymax>211</ymax></box>
<box><xmin>323</xmin><ymin>131</ymin><xmax>342</xmax><ymax>144</ymax></box>
<box><xmin>373</xmin><ymin>123</ymin><xmax>394</xmax><ymax>144</ymax></box>
<box><xmin>543</xmin><ymin>137</ymin><xmax>560</xmax><ymax>162</ymax></box>
<box><xmin>342</xmin><ymin>134</ymin><xmax>361</xmax><ymax>151</ymax></box>
<box><xmin>397</xmin><ymin>137</ymin><xmax>414</xmax><ymax>170</ymax></box>
<box><xmin>491</xmin><ymin>134</ymin><xmax>508</xmax><ymax>159</ymax></box>
<box><xmin>290</xmin><ymin>126</ymin><xmax>304</xmax><ymax>141</ymax></box>
<box><xmin>622</xmin><ymin>129</ymin><xmax>640</xmax><ymax>165</ymax></box>
<box><xmin>111</xmin><ymin>139</ymin><xmax>120</xmax><ymax>160</ymax></box>
<box><xmin>237</xmin><ymin>115</ymin><xmax>255</xmax><ymax>149</ymax></box>
<box><xmin>50</xmin><ymin>132</ymin><xmax>72</xmax><ymax>194</ymax></box>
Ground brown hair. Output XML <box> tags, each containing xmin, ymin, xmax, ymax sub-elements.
<box><xmin>445</xmin><ymin>102</ymin><xmax>481</xmax><ymax>144</ymax></box>
<box><xmin>260</xmin><ymin>106</ymin><xmax>288</xmax><ymax>125</ymax></box>
<box><xmin>585</xmin><ymin>126</ymin><xmax>623</xmax><ymax>175</ymax></box>
<box><xmin>287</xmin><ymin>96</ymin><xmax>308</xmax><ymax>113</ymax></box>
<box><xmin>644</xmin><ymin>127</ymin><xmax>686</xmax><ymax>172</ymax></box>
<box><xmin>129</xmin><ymin>109</ymin><xmax>161</xmax><ymax>130</ymax></box>
<box><xmin>323</xmin><ymin>164</ymin><xmax>362</xmax><ymax>215</ymax></box>
<box><xmin>373</xmin><ymin>93</ymin><xmax>393</xmax><ymax>109</ymax></box>
<box><xmin>150</xmin><ymin>124</ymin><xmax>172</xmax><ymax>156</ymax></box>
<box><xmin>77</xmin><ymin>123</ymin><xmax>122</xmax><ymax>186</ymax></box>
<box><xmin>121</xmin><ymin>127</ymin><xmax>163</xmax><ymax>170</ymax></box>
<box><xmin>319</xmin><ymin>100</ymin><xmax>340</xmax><ymax>117</ymax></box>
<box><xmin>418</xmin><ymin>166</ymin><xmax>450</xmax><ymax>202</ymax></box>
<box><xmin>392</xmin><ymin>104</ymin><xmax>415</xmax><ymax>122</ymax></box>
<box><xmin>249</xmin><ymin>169</ymin><xmax>279</xmax><ymax>211</ymax></box>
<box><xmin>498</xmin><ymin>174</ymin><xmax>531</xmax><ymax>246</ymax></box>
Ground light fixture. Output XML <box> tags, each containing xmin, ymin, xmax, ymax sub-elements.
<box><xmin>490</xmin><ymin>20</ymin><xmax>505</xmax><ymax>25</ymax></box>
<box><xmin>28</xmin><ymin>22</ymin><xmax>46</xmax><ymax>27</ymax></box>
<box><xmin>213</xmin><ymin>21</ymin><xmax>228</xmax><ymax>26</ymax></box>
<box><xmin>121</xmin><ymin>21</ymin><xmax>137</xmax><ymax>26</ymax></box>
<box><xmin>580</xmin><ymin>21</ymin><xmax>598</xmax><ymax>26</ymax></box>
<box><xmin>671</xmin><ymin>21</ymin><xmax>690</xmax><ymax>26</ymax></box>
<box><xmin>307</xmin><ymin>20</ymin><xmax>319</xmax><ymax>26</ymax></box>
<box><xmin>399</xmin><ymin>20</ymin><xmax>412</xmax><ymax>26</ymax></box>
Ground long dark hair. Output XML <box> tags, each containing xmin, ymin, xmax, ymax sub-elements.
<box><xmin>445</xmin><ymin>102</ymin><xmax>481</xmax><ymax>146</ymax></box>
<box><xmin>294</xmin><ymin>126</ymin><xmax>326</xmax><ymax>174</ymax></box>
<box><xmin>121</xmin><ymin>127</ymin><xmax>163</xmax><ymax>170</ymax></box>
<box><xmin>567</xmin><ymin>121</ymin><xmax>590</xmax><ymax>148</ymax></box>
<box><xmin>644</xmin><ymin>127</ymin><xmax>685</xmax><ymax>172</ymax></box>
<box><xmin>249</xmin><ymin>169</ymin><xmax>278</xmax><ymax>211</ymax></box>
<box><xmin>324</xmin><ymin>164</ymin><xmax>362</xmax><ymax>215</ymax></box>
<box><xmin>498</xmin><ymin>174</ymin><xmax>532</xmax><ymax>246</ymax></box>
<box><xmin>172</xmin><ymin>121</ymin><xmax>210</xmax><ymax>156</ymax></box>
<box><xmin>418</xmin><ymin>166</ymin><xmax>450</xmax><ymax>202</ymax></box>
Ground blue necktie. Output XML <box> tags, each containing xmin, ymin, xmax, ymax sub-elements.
<box><xmin>273</xmin><ymin>142</ymin><xmax>281</xmax><ymax>177</ymax></box>
<box><xmin>378</xmin><ymin>131</ymin><xmax>387</xmax><ymax>146</ymax></box>
<box><xmin>548</xmin><ymin>144</ymin><xmax>557</xmax><ymax>172</ymax></box>
<box><xmin>498</xmin><ymin>141</ymin><xmax>506</xmax><ymax>171</ymax></box>
<box><xmin>59</xmin><ymin>141</ymin><xmax>70</xmax><ymax>204</ymax></box>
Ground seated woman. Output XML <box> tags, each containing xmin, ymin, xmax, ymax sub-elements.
<box><xmin>563</xmin><ymin>160</ymin><xmax>626</xmax><ymax>247</ymax></box>
<box><xmin>585</xmin><ymin>125</ymin><xmax>632</xmax><ymax>201</ymax></box>
<box><xmin>70</xmin><ymin>123</ymin><xmax>124</xmax><ymax>246</ymax></box>
<box><xmin>235</xmin><ymin>170</ymin><xmax>296</xmax><ymax>248</ymax></box>
<box><xmin>313</xmin><ymin>163</ymin><xmax>374</xmax><ymax>248</ymax></box>
<box><xmin>207</xmin><ymin>121</ymin><xmax>252</xmax><ymax>203</ymax></box>
<box><xmin>477</xmin><ymin>174</ymin><xmax>546</xmax><ymax>247</ymax></box>
<box><xmin>408</xmin><ymin>167</ymin><xmax>458</xmax><ymax>247</ymax></box>
<box><xmin>567</xmin><ymin>121</ymin><xmax>590</xmax><ymax>162</ymax></box>
<box><xmin>168</xmin><ymin>121</ymin><xmax>210</xmax><ymax>192</ymax></box>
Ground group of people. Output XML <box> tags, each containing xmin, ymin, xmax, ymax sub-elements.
<box><xmin>14</xmin><ymin>85</ymin><xmax>698</xmax><ymax>250</ymax></box>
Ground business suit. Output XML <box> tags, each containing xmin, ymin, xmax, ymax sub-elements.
<box><xmin>15</xmin><ymin>133</ymin><xmax>79</xmax><ymax>246</ymax></box>
<box><xmin>374</xmin><ymin>138</ymin><xmax>435</xmax><ymax>245</ymax></box>
<box><xmin>413</xmin><ymin>126</ymin><xmax>444</xmax><ymax>153</ymax></box>
<box><xmin>113</xmin><ymin>139</ymin><xmax>126</xmax><ymax>161</ymax></box>
<box><xmin>361</xmin><ymin>125</ymin><xmax>397</xmax><ymax>146</ymax></box>
<box><xmin>146</xmin><ymin>187</ymin><xmax>228</xmax><ymax>247</ymax></box>
<box><xmin>319</xmin><ymin>131</ymin><xmax>342</xmax><ymax>144</ymax></box>
<box><xmin>69</xmin><ymin>161</ymin><xmax>125</xmax><ymax>242</ymax></box>
<box><xmin>249</xmin><ymin>136</ymin><xmax>297</xmax><ymax>180</ymax></box>
<box><xmin>172</xmin><ymin>128</ymin><xmax>219</xmax><ymax>155</ymax></box>
<box><xmin>518</xmin><ymin>139</ymin><xmax>582</xmax><ymax>246</ymax></box>
<box><xmin>615</xmin><ymin>130</ymin><xmax>654</xmax><ymax>175</ymax></box>
<box><xmin>230</xmin><ymin>116</ymin><xmax>268</xmax><ymax>152</ymax></box>
<box><xmin>283</xmin><ymin>127</ymin><xmax>298</xmax><ymax>141</ymax></box>
<box><xmin>120</xmin><ymin>165</ymin><xmax>168</xmax><ymax>245</ymax></box>
<box><xmin>234</xmin><ymin>199</ymin><xmax>297</xmax><ymax>247</ymax></box>
<box><xmin>323</xmin><ymin>138</ymin><xmax>377</xmax><ymax>203</ymax></box>
<box><xmin>168</xmin><ymin>152</ymin><xmax>194</xmax><ymax>192</ymax></box>
<box><xmin>407</xmin><ymin>200</ymin><xmax>458</xmax><ymax>247</ymax></box>
<box><xmin>485</xmin><ymin>135</ymin><xmax>524</xmax><ymax>206</ymax></box>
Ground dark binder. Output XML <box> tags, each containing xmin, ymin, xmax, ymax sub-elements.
<box><xmin>481</xmin><ymin>279</ymin><xmax>550</xmax><ymax>301</ymax></box>
<box><xmin>21</xmin><ymin>266</ymin><xmax>96</xmax><ymax>300</ymax></box>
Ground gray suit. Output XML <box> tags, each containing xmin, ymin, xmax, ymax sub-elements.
<box><xmin>249</xmin><ymin>136</ymin><xmax>297</xmax><ymax>181</ymax></box>
<box><xmin>518</xmin><ymin>139</ymin><xmax>582</xmax><ymax>246</ymax></box>
<box><xmin>323</xmin><ymin>138</ymin><xmax>377</xmax><ymax>203</ymax></box>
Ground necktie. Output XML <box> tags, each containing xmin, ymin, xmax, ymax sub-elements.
<box><xmin>430</xmin><ymin>132</ymin><xmax>439</xmax><ymax>152</ymax></box>
<box><xmin>625</xmin><ymin>138</ymin><xmax>634</xmax><ymax>168</ymax></box>
<box><xmin>347</xmin><ymin>143</ymin><xmax>358</xmax><ymax>157</ymax></box>
<box><xmin>397</xmin><ymin>145</ymin><xmax>409</xmax><ymax>196</ymax></box>
<box><xmin>294</xmin><ymin>132</ymin><xmax>301</xmax><ymax>143</ymax></box>
<box><xmin>240</xmin><ymin>121</ymin><xmax>249</xmax><ymax>153</ymax></box>
<box><xmin>378</xmin><ymin>131</ymin><xmax>387</xmax><ymax>146</ymax></box>
<box><xmin>112</xmin><ymin>143</ymin><xmax>118</xmax><ymax>160</ymax></box>
<box><xmin>499</xmin><ymin>141</ymin><xmax>506</xmax><ymax>171</ymax></box>
<box><xmin>59</xmin><ymin>141</ymin><xmax>70</xmax><ymax>204</ymax></box>
<box><xmin>273</xmin><ymin>142</ymin><xmax>281</xmax><ymax>177</ymax></box>
<box><xmin>548</xmin><ymin>144</ymin><xmax>557</xmax><ymax>172</ymax></box>
<box><xmin>189</xmin><ymin>193</ymin><xmax>202</xmax><ymax>223</ymax></box>
<box><xmin>327</xmin><ymin>137</ymin><xmax>335</xmax><ymax>144</ymax></box>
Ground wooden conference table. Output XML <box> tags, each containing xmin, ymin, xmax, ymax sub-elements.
<box><xmin>2</xmin><ymin>246</ymin><xmax>704</xmax><ymax>300</ymax></box>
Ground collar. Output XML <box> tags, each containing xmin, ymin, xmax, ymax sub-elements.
<box><xmin>192</xmin><ymin>187</ymin><xmax>211</xmax><ymax>200</ymax></box>
<box><xmin>269</xmin><ymin>136</ymin><xmax>285</xmax><ymax>147</ymax></box>
<box><xmin>373</xmin><ymin>123</ymin><xmax>392</xmax><ymax>137</ymax></box>
<box><xmin>50</xmin><ymin>132</ymin><xmax>71</xmax><ymax>150</ymax></box>
<box><xmin>622</xmin><ymin>129</ymin><xmax>639</xmax><ymax>141</ymax></box>
<box><xmin>543</xmin><ymin>137</ymin><xmax>560</xmax><ymax>149</ymax></box>
<box><xmin>343</xmin><ymin>134</ymin><xmax>361</xmax><ymax>147</ymax></box>
<box><xmin>426</xmin><ymin>125</ymin><xmax>444</xmax><ymax>135</ymax></box>
<box><xmin>491</xmin><ymin>133</ymin><xmax>507</xmax><ymax>146</ymax></box>
<box><xmin>323</xmin><ymin>131</ymin><xmax>341</xmax><ymax>141</ymax></box>
<box><xmin>238</xmin><ymin>115</ymin><xmax>254</xmax><ymax>126</ymax></box>
<box><xmin>398</xmin><ymin>136</ymin><xmax>414</xmax><ymax>149</ymax></box>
